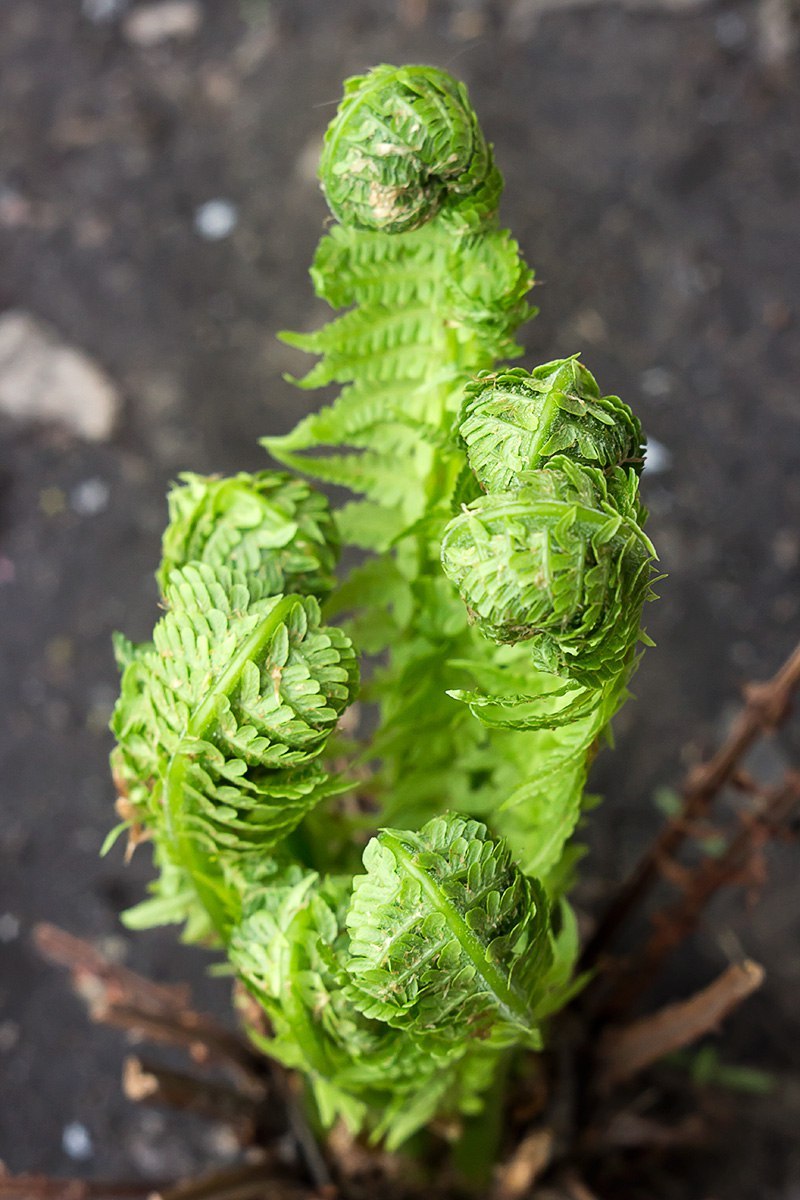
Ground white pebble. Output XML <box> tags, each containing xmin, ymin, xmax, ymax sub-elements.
<box><xmin>644</xmin><ymin>436</ymin><xmax>672</xmax><ymax>475</ymax></box>
<box><xmin>0</xmin><ymin>1020</ymin><xmax>20</xmax><ymax>1053</ymax></box>
<box><xmin>715</xmin><ymin>11</ymin><xmax>748</xmax><ymax>49</ymax></box>
<box><xmin>123</xmin><ymin>1</ymin><xmax>202</xmax><ymax>46</ymax></box>
<box><xmin>194</xmin><ymin>199</ymin><xmax>239</xmax><ymax>241</ymax></box>
<box><xmin>62</xmin><ymin>1122</ymin><xmax>94</xmax><ymax>1162</ymax></box>
<box><xmin>0</xmin><ymin>311</ymin><xmax>120</xmax><ymax>441</ymax></box>
<box><xmin>640</xmin><ymin>366</ymin><xmax>673</xmax><ymax>399</ymax></box>
<box><xmin>71</xmin><ymin>478</ymin><xmax>110</xmax><ymax>516</ymax></box>
<box><xmin>0</xmin><ymin>913</ymin><xmax>20</xmax><ymax>943</ymax></box>
<box><xmin>82</xmin><ymin>0</ymin><xmax>129</xmax><ymax>22</ymax></box>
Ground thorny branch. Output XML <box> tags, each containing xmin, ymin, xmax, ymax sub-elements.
<box><xmin>581</xmin><ymin>640</ymin><xmax>800</xmax><ymax>971</ymax></box>
<box><xmin>604</xmin><ymin>772</ymin><xmax>800</xmax><ymax>1015</ymax></box>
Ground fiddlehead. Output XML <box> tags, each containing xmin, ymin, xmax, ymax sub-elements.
<box><xmin>229</xmin><ymin>815</ymin><xmax>577</xmax><ymax>1149</ymax></box>
<box><xmin>266</xmin><ymin>63</ymin><xmax>534</xmax><ymax>541</ymax></box>
<box><xmin>110</xmin><ymin>472</ymin><xmax>357</xmax><ymax>939</ymax></box>
<box><xmin>346</xmin><ymin>814</ymin><xmax>568</xmax><ymax>1045</ymax></box>
<box><xmin>319</xmin><ymin>64</ymin><xmax>502</xmax><ymax>234</ymax></box>
<box><xmin>460</xmin><ymin>358</ymin><xmax>644</xmax><ymax>493</ymax></box>
<box><xmin>158</xmin><ymin>471</ymin><xmax>340</xmax><ymax>599</ymax></box>
<box><xmin>441</xmin><ymin>457</ymin><xmax>655</xmax><ymax>686</ymax></box>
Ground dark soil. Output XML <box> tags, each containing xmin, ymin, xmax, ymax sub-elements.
<box><xmin>1</xmin><ymin>0</ymin><xmax>799</xmax><ymax>1194</ymax></box>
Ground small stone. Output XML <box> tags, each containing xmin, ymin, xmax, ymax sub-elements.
<box><xmin>63</xmin><ymin>1122</ymin><xmax>94</xmax><ymax>1162</ymax></box>
<box><xmin>643</xmin><ymin>436</ymin><xmax>672</xmax><ymax>475</ymax></box>
<box><xmin>0</xmin><ymin>186</ymin><xmax>32</xmax><ymax>229</ymax></box>
<box><xmin>640</xmin><ymin>366</ymin><xmax>673</xmax><ymax>399</ymax></box>
<box><xmin>714</xmin><ymin>11</ymin><xmax>748</xmax><ymax>49</ymax></box>
<box><xmin>194</xmin><ymin>199</ymin><xmax>239</xmax><ymax>241</ymax></box>
<box><xmin>71</xmin><ymin>478</ymin><xmax>110</xmax><ymax>516</ymax></box>
<box><xmin>772</xmin><ymin>528</ymin><xmax>799</xmax><ymax>571</ymax></box>
<box><xmin>82</xmin><ymin>0</ymin><xmax>129</xmax><ymax>21</ymax></box>
<box><xmin>39</xmin><ymin>487</ymin><xmax>66</xmax><ymax>517</ymax></box>
<box><xmin>0</xmin><ymin>913</ymin><xmax>20</xmax><ymax>943</ymax></box>
<box><xmin>0</xmin><ymin>1020</ymin><xmax>20</xmax><ymax>1053</ymax></box>
<box><xmin>571</xmin><ymin>307</ymin><xmax>608</xmax><ymax>345</ymax></box>
<box><xmin>0</xmin><ymin>312</ymin><xmax>120</xmax><ymax>441</ymax></box>
<box><xmin>206</xmin><ymin>1123</ymin><xmax>240</xmax><ymax>1159</ymax></box>
<box><xmin>757</xmin><ymin>0</ymin><xmax>798</xmax><ymax>68</ymax></box>
<box><xmin>123</xmin><ymin>1</ymin><xmax>202</xmax><ymax>46</ymax></box>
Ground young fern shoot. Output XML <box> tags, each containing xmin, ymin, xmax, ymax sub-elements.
<box><xmin>109</xmin><ymin>64</ymin><xmax>658</xmax><ymax>1153</ymax></box>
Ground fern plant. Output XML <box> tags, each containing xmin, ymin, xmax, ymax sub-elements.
<box><xmin>109</xmin><ymin>64</ymin><xmax>658</xmax><ymax>1158</ymax></box>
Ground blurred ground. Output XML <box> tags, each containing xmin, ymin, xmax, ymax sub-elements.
<box><xmin>0</xmin><ymin>0</ymin><xmax>799</xmax><ymax>1193</ymax></box>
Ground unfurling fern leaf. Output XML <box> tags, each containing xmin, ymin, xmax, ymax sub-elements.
<box><xmin>460</xmin><ymin>359</ymin><xmax>644</xmax><ymax>493</ymax></box>
<box><xmin>158</xmin><ymin>471</ymin><xmax>340</xmax><ymax>599</ymax></box>
<box><xmin>346</xmin><ymin>815</ymin><xmax>561</xmax><ymax>1046</ymax></box>
<box><xmin>265</xmin><ymin>63</ymin><xmax>535</xmax><ymax>539</ymax></box>
<box><xmin>441</xmin><ymin>457</ymin><xmax>656</xmax><ymax>684</ymax></box>
<box><xmin>318</xmin><ymin>64</ymin><xmax>502</xmax><ymax>234</ymax></box>
<box><xmin>111</xmin><ymin>471</ymin><xmax>357</xmax><ymax>939</ymax></box>
<box><xmin>107</xmin><ymin>62</ymin><xmax>660</xmax><ymax>1158</ymax></box>
<box><xmin>230</xmin><ymin>816</ymin><xmax>577</xmax><ymax>1148</ymax></box>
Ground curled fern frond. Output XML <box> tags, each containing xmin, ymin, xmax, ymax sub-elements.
<box><xmin>111</xmin><ymin>563</ymin><xmax>358</xmax><ymax>936</ymax></box>
<box><xmin>440</xmin><ymin>458</ymin><xmax>656</xmax><ymax>685</ymax></box>
<box><xmin>319</xmin><ymin>64</ymin><xmax>502</xmax><ymax>234</ymax></box>
<box><xmin>346</xmin><ymin>814</ymin><xmax>563</xmax><ymax>1047</ymax></box>
<box><xmin>460</xmin><ymin>359</ymin><xmax>644</xmax><ymax>494</ymax></box>
<box><xmin>158</xmin><ymin>471</ymin><xmax>339</xmax><ymax>599</ymax></box>
<box><xmin>107</xmin><ymin>60</ymin><xmax>662</xmax><ymax>1155</ymax></box>
<box><xmin>230</xmin><ymin>859</ymin><xmax>520</xmax><ymax>1149</ymax></box>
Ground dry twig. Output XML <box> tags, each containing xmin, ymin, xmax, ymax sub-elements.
<box><xmin>0</xmin><ymin>1173</ymin><xmax>167</xmax><ymax>1200</ymax></box>
<box><xmin>33</xmin><ymin>923</ymin><xmax>263</xmax><ymax>1084</ymax></box>
<box><xmin>582</xmin><ymin>640</ymin><xmax>800</xmax><ymax>969</ymax></box>
<box><xmin>603</xmin><ymin>772</ymin><xmax>800</xmax><ymax>1015</ymax></box>
<box><xmin>154</xmin><ymin>1161</ymin><xmax>320</xmax><ymax>1200</ymax></box>
<box><xmin>492</xmin><ymin>1128</ymin><xmax>555</xmax><ymax>1199</ymax></box>
<box><xmin>123</xmin><ymin>1056</ymin><xmax>263</xmax><ymax>1140</ymax></box>
<box><xmin>595</xmin><ymin>959</ymin><xmax>765</xmax><ymax>1090</ymax></box>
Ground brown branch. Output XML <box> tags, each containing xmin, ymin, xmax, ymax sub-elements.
<box><xmin>584</xmin><ymin>1111</ymin><xmax>707</xmax><ymax>1152</ymax></box>
<box><xmin>595</xmin><ymin>959</ymin><xmax>764</xmax><ymax>1091</ymax></box>
<box><xmin>153</xmin><ymin>1161</ymin><xmax>322</xmax><ymax>1200</ymax></box>
<box><xmin>492</xmin><ymin>1128</ymin><xmax>555</xmax><ymax>1199</ymax></box>
<box><xmin>33</xmin><ymin>923</ymin><xmax>264</xmax><ymax>1084</ymax></box>
<box><xmin>0</xmin><ymin>1174</ymin><xmax>169</xmax><ymax>1200</ymax></box>
<box><xmin>556</xmin><ymin>1174</ymin><xmax>601</xmax><ymax>1200</ymax></box>
<box><xmin>603</xmin><ymin>772</ymin><xmax>800</xmax><ymax>1015</ymax></box>
<box><xmin>123</xmin><ymin>1056</ymin><xmax>264</xmax><ymax>1138</ymax></box>
<box><xmin>33</xmin><ymin>922</ymin><xmax>190</xmax><ymax>1013</ymax></box>
<box><xmin>581</xmin><ymin>639</ymin><xmax>800</xmax><ymax>969</ymax></box>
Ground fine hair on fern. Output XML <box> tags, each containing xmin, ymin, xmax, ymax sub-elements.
<box><xmin>108</xmin><ymin>62</ymin><xmax>659</xmax><ymax>1158</ymax></box>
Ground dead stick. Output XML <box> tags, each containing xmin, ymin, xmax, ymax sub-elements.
<box><xmin>492</xmin><ymin>1128</ymin><xmax>555</xmax><ymax>1200</ymax></box>
<box><xmin>0</xmin><ymin>1176</ymin><xmax>169</xmax><ymax>1200</ymax></box>
<box><xmin>123</xmin><ymin>1056</ymin><xmax>263</xmax><ymax>1134</ymax></box>
<box><xmin>595</xmin><ymin>959</ymin><xmax>764</xmax><ymax>1090</ymax></box>
<box><xmin>604</xmin><ymin>772</ymin><xmax>800</xmax><ymax>1015</ymax></box>
<box><xmin>33</xmin><ymin>923</ymin><xmax>263</xmax><ymax>1082</ymax></box>
<box><xmin>153</xmin><ymin>1161</ymin><xmax>317</xmax><ymax>1200</ymax></box>
<box><xmin>33</xmin><ymin>923</ymin><xmax>189</xmax><ymax>1014</ymax></box>
<box><xmin>559</xmin><ymin>1176</ymin><xmax>601</xmax><ymax>1200</ymax></box>
<box><xmin>581</xmin><ymin>640</ymin><xmax>800</xmax><ymax>969</ymax></box>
